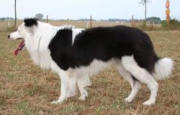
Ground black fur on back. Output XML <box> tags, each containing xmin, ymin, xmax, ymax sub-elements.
<box><xmin>24</xmin><ymin>18</ymin><xmax>38</xmax><ymax>27</ymax></box>
<box><xmin>49</xmin><ymin>29</ymin><xmax>72</xmax><ymax>70</ymax></box>
<box><xmin>49</xmin><ymin>26</ymin><xmax>159</xmax><ymax>73</ymax></box>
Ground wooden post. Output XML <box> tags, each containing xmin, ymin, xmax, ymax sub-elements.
<box><xmin>46</xmin><ymin>15</ymin><xmax>49</xmax><ymax>23</ymax></box>
<box><xmin>145</xmin><ymin>0</ymin><xmax>147</xmax><ymax>24</ymax></box>
<box><xmin>150</xmin><ymin>20</ymin><xmax>154</xmax><ymax>30</ymax></box>
<box><xmin>86</xmin><ymin>22</ymin><xmax>89</xmax><ymax>28</ymax></box>
<box><xmin>144</xmin><ymin>0</ymin><xmax>147</xmax><ymax>28</ymax></box>
<box><xmin>90</xmin><ymin>15</ymin><xmax>92</xmax><ymax>28</ymax></box>
<box><xmin>131</xmin><ymin>15</ymin><xmax>134</xmax><ymax>27</ymax></box>
<box><xmin>14</xmin><ymin>0</ymin><xmax>17</xmax><ymax>29</ymax></box>
<box><xmin>7</xmin><ymin>20</ymin><xmax>10</xmax><ymax>31</ymax></box>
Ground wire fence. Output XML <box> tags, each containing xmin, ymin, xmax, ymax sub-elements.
<box><xmin>0</xmin><ymin>19</ymin><xmax>163</xmax><ymax>32</ymax></box>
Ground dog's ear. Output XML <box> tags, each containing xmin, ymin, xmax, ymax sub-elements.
<box><xmin>24</xmin><ymin>18</ymin><xmax>38</xmax><ymax>27</ymax></box>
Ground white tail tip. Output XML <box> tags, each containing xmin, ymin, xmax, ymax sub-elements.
<box><xmin>153</xmin><ymin>58</ymin><xmax>173</xmax><ymax>81</ymax></box>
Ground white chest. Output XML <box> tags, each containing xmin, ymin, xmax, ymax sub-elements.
<box><xmin>25</xmin><ymin>37</ymin><xmax>52</xmax><ymax>69</ymax></box>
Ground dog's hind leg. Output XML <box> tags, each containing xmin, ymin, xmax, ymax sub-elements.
<box><xmin>116</xmin><ymin>64</ymin><xmax>141</xmax><ymax>103</ymax></box>
<box><xmin>122</xmin><ymin>56</ymin><xmax>158</xmax><ymax>106</ymax></box>
<box><xmin>77</xmin><ymin>75</ymin><xmax>91</xmax><ymax>101</ymax></box>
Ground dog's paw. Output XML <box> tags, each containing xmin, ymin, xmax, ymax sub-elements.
<box><xmin>66</xmin><ymin>92</ymin><xmax>77</xmax><ymax>98</ymax></box>
<box><xmin>143</xmin><ymin>100</ymin><xmax>155</xmax><ymax>106</ymax></box>
<box><xmin>51</xmin><ymin>100</ymin><xmax>65</xmax><ymax>105</ymax></box>
<box><xmin>124</xmin><ymin>97</ymin><xmax>133</xmax><ymax>103</ymax></box>
<box><xmin>78</xmin><ymin>95</ymin><xmax>87</xmax><ymax>101</ymax></box>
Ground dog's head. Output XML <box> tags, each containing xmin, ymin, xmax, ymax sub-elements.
<box><xmin>8</xmin><ymin>18</ymin><xmax>38</xmax><ymax>40</ymax></box>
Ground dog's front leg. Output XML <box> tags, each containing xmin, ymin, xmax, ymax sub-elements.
<box><xmin>51</xmin><ymin>70</ymin><xmax>69</xmax><ymax>104</ymax></box>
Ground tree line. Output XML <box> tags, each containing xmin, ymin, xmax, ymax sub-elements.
<box><xmin>0</xmin><ymin>16</ymin><xmax>161</xmax><ymax>24</ymax></box>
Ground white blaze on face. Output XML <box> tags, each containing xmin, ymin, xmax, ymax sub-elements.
<box><xmin>9</xmin><ymin>23</ymin><xmax>27</xmax><ymax>40</ymax></box>
<box><xmin>9</xmin><ymin>31</ymin><xmax>22</xmax><ymax>40</ymax></box>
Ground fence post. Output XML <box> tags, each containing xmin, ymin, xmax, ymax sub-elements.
<box><xmin>131</xmin><ymin>15</ymin><xmax>134</xmax><ymax>27</ymax></box>
<box><xmin>7</xmin><ymin>20</ymin><xmax>10</xmax><ymax>31</ymax></box>
<box><xmin>86</xmin><ymin>22</ymin><xmax>89</xmax><ymax>28</ymax></box>
<box><xmin>89</xmin><ymin>15</ymin><xmax>92</xmax><ymax>28</ymax></box>
<box><xmin>46</xmin><ymin>15</ymin><xmax>49</xmax><ymax>23</ymax></box>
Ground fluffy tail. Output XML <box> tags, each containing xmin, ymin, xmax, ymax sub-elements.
<box><xmin>153</xmin><ymin>58</ymin><xmax>173</xmax><ymax>81</ymax></box>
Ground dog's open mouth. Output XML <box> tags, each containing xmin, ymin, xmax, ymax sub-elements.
<box><xmin>14</xmin><ymin>40</ymin><xmax>25</xmax><ymax>55</ymax></box>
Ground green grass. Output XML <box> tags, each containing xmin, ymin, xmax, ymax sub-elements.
<box><xmin>0</xmin><ymin>30</ymin><xmax>180</xmax><ymax>115</ymax></box>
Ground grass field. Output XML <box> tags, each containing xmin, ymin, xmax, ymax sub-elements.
<box><xmin>0</xmin><ymin>29</ymin><xmax>180</xmax><ymax>115</ymax></box>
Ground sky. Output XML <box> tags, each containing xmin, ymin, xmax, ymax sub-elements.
<box><xmin>0</xmin><ymin>0</ymin><xmax>180</xmax><ymax>20</ymax></box>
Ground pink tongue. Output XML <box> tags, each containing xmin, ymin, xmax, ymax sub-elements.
<box><xmin>14</xmin><ymin>40</ymin><xmax>25</xmax><ymax>55</ymax></box>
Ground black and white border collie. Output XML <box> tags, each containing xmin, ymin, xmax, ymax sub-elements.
<box><xmin>8</xmin><ymin>19</ymin><xmax>173</xmax><ymax>106</ymax></box>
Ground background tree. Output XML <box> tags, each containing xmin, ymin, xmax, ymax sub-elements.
<box><xmin>14</xmin><ymin>0</ymin><xmax>17</xmax><ymax>29</ymax></box>
<box><xmin>35</xmin><ymin>13</ymin><xmax>44</xmax><ymax>20</ymax></box>
<box><xmin>140</xmin><ymin>0</ymin><xmax>150</xmax><ymax>26</ymax></box>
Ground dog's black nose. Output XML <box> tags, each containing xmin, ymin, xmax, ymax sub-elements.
<box><xmin>8</xmin><ymin>35</ymin><xmax>10</xmax><ymax>39</ymax></box>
